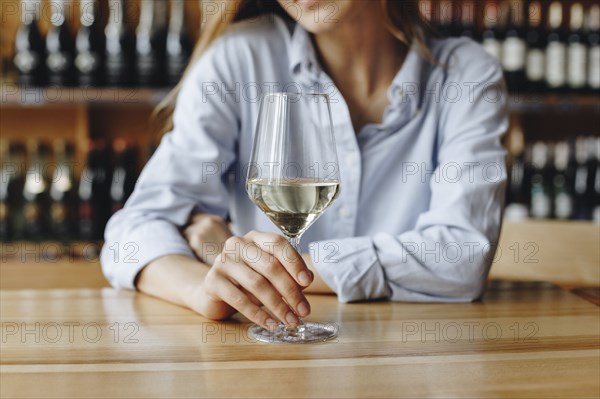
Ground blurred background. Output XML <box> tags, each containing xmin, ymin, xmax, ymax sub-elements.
<box><xmin>0</xmin><ymin>0</ymin><xmax>598</xmax><ymax>290</ymax></box>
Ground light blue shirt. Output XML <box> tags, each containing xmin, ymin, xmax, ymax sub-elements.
<box><xmin>101</xmin><ymin>15</ymin><xmax>508</xmax><ymax>303</ymax></box>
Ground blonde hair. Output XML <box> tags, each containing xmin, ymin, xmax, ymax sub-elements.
<box><xmin>154</xmin><ymin>0</ymin><xmax>434</xmax><ymax>133</ymax></box>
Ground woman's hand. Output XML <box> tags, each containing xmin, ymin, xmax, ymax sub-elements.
<box><xmin>183</xmin><ymin>213</ymin><xmax>233</xmax><ymax>265</ymax></box>
<box><xmin>182</xmin><ymin>214</ymin><xmax>315</xmax><ymax>327</ymax></box>
<box><xmin>195</xmin><ymin>231</ymin><xmax>314</xmax><ymax>328</ymax></box>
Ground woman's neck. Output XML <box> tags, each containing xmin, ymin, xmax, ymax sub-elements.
<box><xmin>312</xmin><ymin>7</ymin><xmax>407</xmax><ymax>96</ymax></box>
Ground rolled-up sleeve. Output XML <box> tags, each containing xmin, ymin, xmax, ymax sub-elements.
<box><xmin>101</xmin><ymin>38</ymin><xmax>239</xmax><ymax>289</ymax></box>
<box><xmin>311</xmin><ymin>50</ymin><xmax>508</xmax><ymax>303</ymax></box>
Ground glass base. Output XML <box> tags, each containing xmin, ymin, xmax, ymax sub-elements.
<box><xmin>248</xmin><ymin>321</ymin><xmax>338</xmax><ymax>344</ymax></box>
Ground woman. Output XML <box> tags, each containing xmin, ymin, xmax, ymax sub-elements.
<box><xmin>101</xmin><ymin>0</ymin><xmax>507</xmax><ymax>329</ymax></box>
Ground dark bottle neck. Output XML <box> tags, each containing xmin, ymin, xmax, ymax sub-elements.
<box><xmin>21</xmin><ymin>0</ymin><xmax>41</xmax><ymax>24</ymax></box>
<box><xmin>107</xmin><ymin>0</ymin><xmax>128</xmax><ymax>29</ymax></box>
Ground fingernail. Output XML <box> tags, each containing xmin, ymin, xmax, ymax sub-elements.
<box><xmin>286</xmin><ymin>311</ymin><xmax>299</xmax><ymax>325</ymax></box>
<box><xmin>297</xmin><ymin>301</ymin><xmax>310</xmax><ymax>317</ymax></box>
<box><xmin>297</xmin><ymin>270</ymin><xmax>312</xmax><ymax>286</ymax></box>
<box><xmin>265</xmin><ymin>318</ymin><xmax>278</xmax><ymax>327</ymax></box>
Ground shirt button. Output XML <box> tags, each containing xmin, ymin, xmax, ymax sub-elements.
<box><xmin>338</xmin><ymin>207</ymin><xmax>351</xmax><ymax>218</ymax></box>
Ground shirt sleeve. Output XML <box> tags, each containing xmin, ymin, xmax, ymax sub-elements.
<box><xmin>100</xmin><ymin>37</ymin><xmax>240</xmax><ymax>289</ymax></box>
<box><xmin>310</xmin><ymin>45</ymin><xmax>508</xmax><ymax>303</ymax></box>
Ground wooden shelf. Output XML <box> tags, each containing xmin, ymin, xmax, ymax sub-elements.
<box><xmin>2</xmin><ymin>85</ymin><xmax>599</xmax><ymax>112</ymax></box>
<box><xmin>1</xmin><ymin>85</ymin><xmax>169</xmax><ymax>108</ymax></box>
<box><xmin>1</xmin><ymin>241</ymin><xmax>102</xmax><ymax>262</ymax></box>
<box><xmin>507</xmin><ymin>94</ymin><xmax>600</xmax><ymax>113</ymax></box>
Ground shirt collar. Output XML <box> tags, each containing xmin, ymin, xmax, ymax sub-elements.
<box><xmin>288</xmin><ymin>21</ymin><xmax>321</xmax><ymax>82</ymax></box>
<box><xmin>387</xmin><ymin>42</ymin><xmax>428</xmax><ymax>116</ymax></box>
<box><xmin>288</xmin><ymin>21</ymin><xmax>428</xmax><ymax>115</ymax></box>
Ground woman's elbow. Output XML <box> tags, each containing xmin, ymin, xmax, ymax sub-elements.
<box><xmin>443</xmin><ymin>260</ymin><xmax>490</xmax><ymax>301</ymax></box>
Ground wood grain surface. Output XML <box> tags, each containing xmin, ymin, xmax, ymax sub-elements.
<box><xmin>1</xmin><ymin>281</ymin><xmax>599</xmax><ymax>398</ymax></box>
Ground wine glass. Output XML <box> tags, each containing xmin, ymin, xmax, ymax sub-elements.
<box><xmin>246</xmin><ymin>92</ymin><xmax>340</xmax><ymax>343</ymax></box>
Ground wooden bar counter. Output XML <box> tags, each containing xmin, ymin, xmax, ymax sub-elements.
<box><xmin>1</xmin><ymin>281</ymin><xmax>599</xmax><ymax>398</ymax></box>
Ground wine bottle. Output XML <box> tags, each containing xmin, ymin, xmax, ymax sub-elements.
<box><xmin>78</xmin><ymin>140</ymin><xmax>111</xmax><ymax>241</ymax></box>
<box><xmin>75</xmin><ymin>0</ymin><xmax>106</xmax><ymax>86</ymax></box>
<box><xmin>525</xmin><ymin>0</ymin><xmax>546</xmax><ymax>92</ymax></box>
<box><xmin>505</xmin><ymin>149</ymin><xmax>530</xmax><ymax>221</ymax></box>
<box><xmin>545</xmin><ymin>1</ymin><xmax>567</xmax><ymax>92</ymax></box>
<box><xmin>3</xmin><ymin>143</ymin><xmax>27</xmax><ymax>241</ymax></box>
<box><xmin>592</xmin><ymin>138</ymin><xmax>600</xmax><ymax>223</ymax></box>
<box><xmin>501</xmin><ymin>0</ymin><xmax>527</xmax><ymax>92</ymax></box>
<box><xmin>13</xmin><ymin>0</ymin><xmax>46</xmax><ymax>86</ymax></box>
<box><xmin>105</xmin><ymin>0</ymin><xmax>136</xmax><ymax>86</ymax></box>
<box><xmin>0</xmin><ymin>140</ymin><xmax>12</xmax><ymax>241</ymax></box>
<box><xmin>585</xmin><ymin>138</ymin><xmax>598</xmax><ymax>221</ymax></box>
<box><xmin>110</xmin><ymin>138</ymin><xmax>138</xmax><ymax>213</ymax></box>
<box><xmin>46</xmin><ymin>0</ymin><xmax>76</xmax><ymax>86</ymax></box>
<box><xmin>136</xmin><ymin>0</ymin><xmax>168</xmax><ymax>87</ymax></box>
<box><xmin>166</xmin><ymin>0</ymin><xmax>192</xmax><ymax>85</ymax></box>
<box><xmin>50</xmin><ymin>140</ymin><xmax>77</xmax><ymax>241</ymax></box>
<box><xmin>0</xmin><ymin>142</ymin><xmax>29</xmax><ymax>242</ymax></box>
<box><xmin>437</xmin><ymin>0</ymin><xmax>455</xmax><ymax>38</ymax></box>
<box><xmin>586</xmin><ymin>5</ymin><xmax>600</xmax><ymax>92</ymax></box>
<box><xmin>573</xmin><ymin>137</ymin><xmax>593</xmax><ymax>220</ymax></box>
<box><xmin>23</xmin><ymin>140</ymin><xmax>51</xmax><ymax>241</ymax></box>
<box><xmin>419</xmin><ymin>0</ymin><xmax>433</xmax><ymax>24</ymax></box>
<box><xmin>552</xmin><ymin>142</ymin><xmax>574</xmax><ymax>219</ymax></box>
<box><xmin>566</xmin><ymin>3</ymin><xmax>587</xmax><ymax>92</ymax></box>
<box><xmin>481</xmin><ymin>0</ymin><xmax>503</xmax><ymax>61</ymax></box>
<box><xmin>457</xmin><ymin>1</ymin><xmax>477</xmax><ymax>39</ymax></box>
<box><xmin>505</xmin><ymin>122</ymin><xmax>529</xmax><ymax>221</ymax></box>
<box><xmin>530</xmin><ymin>142</ymin><xmax>552</xmax><ymax>219</ymax></box>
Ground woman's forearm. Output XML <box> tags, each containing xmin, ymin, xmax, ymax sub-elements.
<box><xmin>135</xmin><ymin>255</ymin><xmax>210</xmax><ymax>309</ymax></box>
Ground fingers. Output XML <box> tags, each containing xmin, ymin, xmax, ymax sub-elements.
<box><xmin>223</xmin><ymin>236</ymin><xmax>310</xmax><ymax>320</ymax></box>
<box><xmin>203</xmin><ymin>231</ymin><xmax>314</xmax><ymax>327</ymax></box>
<box><xmin>228</xmin><ymin>235</ymin><xmax>311</xmax><ymax>315</ymax></box>
<box><xmin>204</xmin><ymin>270</ymin><xmax>278</xmax><ymax>329</ymax></box>
<box><xmin>224</xmin><ymin>256</ymin><xmax>301</xmax><ymax>326</ymax></box>
<box><xmin>240</xmin><ymin>288</ymin><xmax>263</xmax><ymax>307</ymax></box>
<box><xmin>244</xmin><ymin>231</ymin><xmax>314</xmax><ymax>287</ymax></box>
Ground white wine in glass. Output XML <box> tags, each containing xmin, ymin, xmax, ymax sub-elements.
<box><xmin>246</xmin><ymin>92</ymin><xmax>340</xmax><ymax>343</ymax></box>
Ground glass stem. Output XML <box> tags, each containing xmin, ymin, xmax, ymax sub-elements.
<box><xmin>283</xmin><ymin>234</ymin><xmax>305</xmax><ymax>337</ymax></box>
<box><xmin>287</xmin><ymin>235</ymin><xmax>301</xmax><ymax>253</ymax></box>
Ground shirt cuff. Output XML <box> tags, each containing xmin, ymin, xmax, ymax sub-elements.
<box><xmin>100</xmin><ymin>219</ymin><xmax>195</xmax><ymax>290</ymax></box>
<box><xmin>308</xmin><ymin>237</ymin><xmax>392</xmax><ymax>303</ymax></box>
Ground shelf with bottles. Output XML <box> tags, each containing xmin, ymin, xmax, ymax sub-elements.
<box><xmin>5</xmin><ymin>0</ymin><xmax>198</xmax><ymax>90</ymax></box>
<box><xmin>0</xmin><ymin>136</ymin><xmax>155</xmax><ymax>247</ymax></box>
<box><xmin>2</xmin><ymin>85</ymin><xmax>599</xmax><ymax>114</ymax></box>
<box><xmin>505</xmin><ymin>134</ymin><xmax>600</xmax><ymax>224</ymax></box>
<box><xmin>4</xmin><ymin>0</ymin><xmax>599</xmax><ymax>112</ymax></box>
<box><xmin>422</xmin><ymin>0</ymin><xmax>600</xmax><ymax>95</ymax></box>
